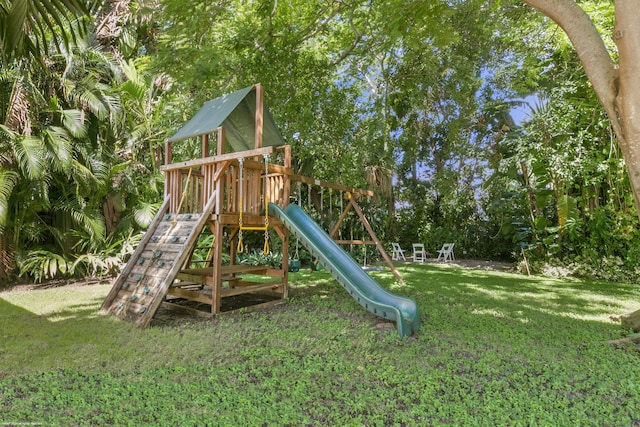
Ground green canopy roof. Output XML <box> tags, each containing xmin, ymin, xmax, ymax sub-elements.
<box><xmin>166</xmin><ymin>85</ymin><xmax>285</xmax><ymax>152</ymax></box>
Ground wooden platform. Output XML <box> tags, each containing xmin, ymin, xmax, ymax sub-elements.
<box><xmin>167</xmin><ymin>264</ymin><xmax>286</xmax><ymax>315</ymax></box>
<box><xmin>176</xmin><ymin>265</ymin><xmax>270</xmax><ymax>286</ymax></box>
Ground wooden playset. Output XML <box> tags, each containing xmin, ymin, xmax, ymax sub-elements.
<box><xmin>101</xmin><ymin>84</ymin><xmax>413</xmax><ymax>331</ymax></box>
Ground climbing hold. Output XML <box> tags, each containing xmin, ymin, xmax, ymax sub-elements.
<box><xmin>151</xmin><ymin>236</ymin><xmax>158</xmax><ymax>242</ymax></box>
<box><xmin>156</xmin><ymin>261</ymin><xmax>165</xmax><ymax>267</ymax></box>
<box><xmin>164</xmin><ymin>214</ymin><xmax>171</xmax><ymax>220</ymax></box>
<box><xmin>137</xmin><ymin>257</ymin><xmax>144</xmax><ymax>265</ymax></box>
<box><xmin>185</xmin><ymin>214</ymin><xmax>191</xmax><ymax>220</ymax></box>
<box><xmin>170</xmin><ymin>236</ymin><xmax>179</xmax><ymax>243</ymax></box>
<box><xmin>154</xmin><ymin>251</ymin><xmax>162</xmax><ymax>258</ymax></box>
<box><xmin>122</xmin><ymin>283</ymin><xmax>129</xmax><ymax>289</ymax></box>
<box><xmin>144</xmin><ymin>286</ymin><xmax>151</xmax><ymax>295</ymax></box>
<box><xmin>135</xmin><ymin>275</ymin><xmax>142</xmax><ymax>282</ymax></box>
<box><xmin>130</xmin><ymin>295</ymin><xmax>138</xmax><ymax>302</ymax></box>
<box><xmin>139</xmin><ymin>306</ymin><xmax>147</xmax><ymax>314</ymax></box>
<box><xmin>118</xmin><ymin>301</ymin><xmax>124</xmax><ymax>308</ymax></box>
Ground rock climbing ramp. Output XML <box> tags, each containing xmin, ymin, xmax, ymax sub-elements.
<box><xmin>101</xmin><ymin>195</ymin><xmax>215</xmax><ymax>327</ymax></box>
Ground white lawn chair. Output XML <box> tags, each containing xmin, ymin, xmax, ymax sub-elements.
<box><xmin>412</xmin><ymin>243</ymin><xmax>426</xmax><ymax>262</ymax></box>
<box><xmin>391</xmin><ymin>243</ymin><xmax>406</xmax><ymax>261</ymax></box>
<box><xmin>436</xmin><ymin>243</ymin><xmax>455</xmax><ymax>262</ymax></box>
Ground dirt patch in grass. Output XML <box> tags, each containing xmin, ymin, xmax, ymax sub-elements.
<box><xmin>1</xmin><ymin>276</ymin><xmax>113</xmax><ymax>292</ymax></box>
<box><xmin>431</xmin><ymin>258</ymin><xmax>514</xmax><ymax>271</ymax></box>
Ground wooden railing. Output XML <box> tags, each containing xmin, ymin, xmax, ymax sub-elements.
<box><xmin>160</xmin><ymin>146</ymin><xmax>291</xmax><ymax>215</ymax></box>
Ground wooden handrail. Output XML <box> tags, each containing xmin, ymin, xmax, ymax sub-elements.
<box><xmin>290</xmin><ymin>173</ymin><xmax>375</xmax><ymax>198</ymax></box>
<box><xmin>160</xmin><ymin>147</ymin><xmax>277</xmax><ymax>171</ymax></box>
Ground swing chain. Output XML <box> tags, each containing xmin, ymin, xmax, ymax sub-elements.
<box><xmin>263</xmin><ymin>154</ymin><xmax>269</xmax><ymax>228</ymax></box>
<box><xmin>263</xmin><ymin>154</ymin><xmax>270</xmax><ymax>254</ymax></box>
<box><xmin>237</xmin><ymin>157</ymin><xmax>244</xmax><ymax>253</ymax></box>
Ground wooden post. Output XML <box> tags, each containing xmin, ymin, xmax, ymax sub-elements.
<box><xmin>211</xmin><ymin>160</ymin><xmax>226</xmax><ymax>315</ymax></box>
<box><xmin>202</xmin><ymin>134</ymin><xmax>209</xmax><ymax>158</ymax></box>
<box><xmin>217</xmin><ymin>127</ymin><xmax>225</xmax><ymax>156</ymax></box>
<box><xmin>254</xmin><ymin>83</ymin><xmax>263</xmax><ymax>149</ymax></box>
<box><xmin>165</xmin><ymin>140</ymin><xmax>172</xmax><ymax>165</ymax></box>
<box><xmin>281</xmin><ymin>145</ymin><xmax>292</xmax><ymax>297</ymax></box>
<box><xmin>281</xmin><ymin>225</ymin><xmax>289</xmax><ymax>299</ymax></box>
<box><xmin>283</xmin><ymin>146</ymin><xmax>291</xmax><ymax>206</ymax></box>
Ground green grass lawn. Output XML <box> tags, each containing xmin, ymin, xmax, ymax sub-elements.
<box><xmin>1</xmin><ymin>263</ymin><xmax>640</xmax><ymax>426</ymax></box>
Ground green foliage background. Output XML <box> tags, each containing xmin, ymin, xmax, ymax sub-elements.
<box><xmin>0</xmin><ymin>0</ymin><xmax>638</xmax><ymax>283</ymax></box>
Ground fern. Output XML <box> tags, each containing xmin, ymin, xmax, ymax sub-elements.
<box><xmin>18</xmin><ymin>249</ymin><xmax>71</xmax><ymax>282</ymax></box>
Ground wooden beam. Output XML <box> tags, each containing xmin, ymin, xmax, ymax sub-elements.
<box><xmin>209</xmin><ymin>155</ymin><xmax>227</xmax><ymax>315</ymax></box>
<box><xmin>160</xmin><ymin>147</ymin><xmax>276</xmax><ymax>171</ymax></box>
<box><xmin>290</xmin><ymin>173</ymin><xmax>375</xmax><ymax>197</ymax></box>
<box><xmin>348</xmin><ymin>196</ymin><xmax>404</xmax><ymax>285</ymax></box>
<box><xmin>254</xmin><ymin>83</ymin><xmax>264</xmax><ymax>149</ymax></box>
<box><xmin>330</xmin><ymin>197</ymin><xmax>353</xmax><ymax>238</ymax></box>
<box><xmin>217</xmin><ymin>127</ymin><xmax>225</xmax><ymax>155</ymax></box>
<box><xmin>221</xmin><ymin>283</ymin><xmax>281</xmax><ymax>297</ymax></box>
<box><xmin>164</xmin><ymin>140</ymin><xmax>172</xmax><ymax>165</ymax></box>
<box><xmin>202</xmin><ymin>134</ymin><xmax>209</xmax><ymax>158</ymax></box>
<box><xmin>334</xmin><ymin>240</ymin><xmax>375</xmax><ymax>245</ymax></box>
<box><xmin>167</xmin><ymin>287</ymin><xmax>212</xmax><ymax>304</ymax></box>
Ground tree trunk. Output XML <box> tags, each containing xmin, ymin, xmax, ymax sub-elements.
<box><xmin>612</xmin><ymin>0</ymin><xmax>640</xmax><ymax>216</ymax></box>
<box><xmin>620</xmin><ymin>309</ymin><xmax>640</xmax><ymax>332</ymax></box>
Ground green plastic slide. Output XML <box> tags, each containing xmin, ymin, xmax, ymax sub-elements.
<box><xmin>269</xmin><ymin>203</ymin><xmax>420</xmax><ymax>337</ymax></box>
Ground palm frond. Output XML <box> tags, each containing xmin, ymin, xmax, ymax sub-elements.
<box><xmin>70</xmin><ymin>209</ymin><xmax>105</xmax><ymax>245</ymax></box>
<box><xmin>365</xmin><ymin>165</ymin><xmax>393</xmax><ymax>200</ymax></box>
<box><xmin>40</xmin><ymin>126</ymin><xmax>73</xmax><ymax>173</ymax></box>
<box><xmin>69</xmin><ymin>158</ymin><xmax>98</xmax><ymax>193</ymax></box>
<box><xmin>53</xmin><ymin>195</ymin><xmax>106</xmax><ymax>247</ymax></box>
<box><xmin>13</xmin><ymin>135</ymin><xmax>46</xmax><ymax>179</ymax></box>
<box><xmin>64</xmin><ymin>75</ymin><xmax>110</xmax><ymax>120</ymax></box>
<box><xmin>0</xmin><ymin>167</ymin><xmax>18</xmax><ymax>227</ymax></box>
<box><xmin>133</xmin><ymin>201</ymin><xmax>159</xmax><ymax>228</ymax></box>
<box><xmin>60</xmin><ymin>108</ymin><xmax>87</xmax><ymax>138</ymax></box>
<box><xmin>0</xmin><ymin>124</ymin><xmax>17</xmax><ymax>164</ymax></box>
<box><xmin>87</xmin><ymin>156</ymin><xmax>110</xmax><ymax>184</ymax></box>
<box><xmin>1</xmin><ymin>0</ymin><xmax>92</xmax><ymax>64</ymax></box>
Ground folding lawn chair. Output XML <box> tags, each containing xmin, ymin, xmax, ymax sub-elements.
<box><xmin>391</xmin><ymin>243</ymin><xmax>406</xmax><ymax>261</ymax></box>
<box><xmin>436</xmin><ymin>243</ymin><xmax>455</xmax><ymax>262</ymax></box>
<box><xmin>412</xmin><ymin>243</ymin><xmax>426</xmax><ymax>262</ymax></box>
